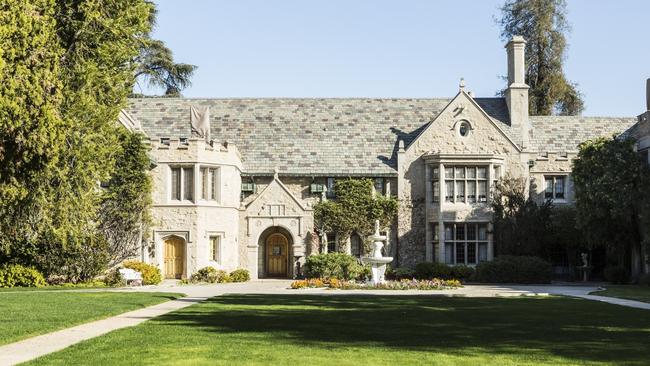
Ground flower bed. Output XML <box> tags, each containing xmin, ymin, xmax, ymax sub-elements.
<box><xmin>290</xmin><ymin>278</ymin><xmax>461</xmax><ymax>290</ymax></box>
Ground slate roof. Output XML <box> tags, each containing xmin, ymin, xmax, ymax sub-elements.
<box><xmin>529</xmin><ymin>116</ymin><xmax>637</xmax><ymax>152</ymax></box>
<box><xmin>127</xmin><ymin>97</ymin><xmax>513</xmax><ymax>176</ymax></box>
<box><xmin>126</xmin><ymin>97</ymin><xmax>636</xmax><ymax>175</ymax></box>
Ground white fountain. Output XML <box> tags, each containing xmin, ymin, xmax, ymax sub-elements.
<box><xmin>360</xmin><ymin>220</ymin><xmax>393</xmax><ymax>285</ymax></box>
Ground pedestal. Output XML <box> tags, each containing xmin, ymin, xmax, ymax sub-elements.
<box><xmin>370</xmin><ymin>264</ymin><xmax>387</xmax><ymax>285</ymax></box>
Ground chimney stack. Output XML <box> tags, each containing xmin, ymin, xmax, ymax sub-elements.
<box><xmin>505</xmin><ymin>36</ymin><xmax>530</xmax><ymax>149</ymax></box>
<box><xmin>646</xmin><ymin>78</ymin><xmax>649</xmax><ymax>111</ymax></box>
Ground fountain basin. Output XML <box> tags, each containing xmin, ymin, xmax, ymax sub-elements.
<box><xmin>360</xmin><ymin>256</ymin><xmax>393</xmax><ymax>265</ymax></box>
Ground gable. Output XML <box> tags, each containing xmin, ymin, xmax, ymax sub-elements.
<box><xmin>245</xmin><ymin>177</ymin><xmax>310</xmax><ymax>216</ymax></box>
<box><xmin>405</xmin><ymin>91</ymin><xmax>521</xmax><ymax>157</ymax></box>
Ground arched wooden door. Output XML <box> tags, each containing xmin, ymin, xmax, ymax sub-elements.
<box><xmin>266</xmin><ymin>233</ymin><xmax>289</xmax><ymax>277</ymax></box>
<box><xmin>164</xmin><ymin>237</ymin><xmax>184</xmax><ymax>279</ymax></box>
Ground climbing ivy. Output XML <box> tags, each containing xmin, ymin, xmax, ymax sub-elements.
<box><xmin>313</xmin><ymin>179</ymin><xmax>397</xmax><ymax>252</ymax></box>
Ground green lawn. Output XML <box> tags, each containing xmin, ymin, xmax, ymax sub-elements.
<box><xmin>592</xmin><ymin>285</ymin><xmax>650</xmax><ymax>303</ymax></box>
<box><xmin>0</xmin><ymin>291</ymin><xmax>181</xmax><ymax>345</ymax></box>
<box><xmin>28</xmin><ymin>295</ymin><xmax>650</xmax><ymax>366</ymax></box>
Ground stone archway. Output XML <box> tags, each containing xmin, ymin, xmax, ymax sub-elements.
<box><xmin>257</xmin><ymin>226</ymin><xmax>294</xmax><ymax>278</ymax></box>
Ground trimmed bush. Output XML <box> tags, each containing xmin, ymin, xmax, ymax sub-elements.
<box><xmin>122</xmin><ymin>260</ymin><xmax>162</xmax><ymax>285</ymax></box>
<box><xmin>191</xmin><ymin>267</ymin><xmax>230</xmax><ymax>284</ymax></box>
<box><xmin>415</xmin><ymin>262</ymin><xmax>452</xmax><ymax>280</ymax></box>
<box><xmin>450</xmin><ymin>265</ymin><xmax>475</xmax><ymax>281</ymax></box>
<box><xmin>604</xmin><ymin>266</ymin><xmax>629</xmax><ymax>284</ymax></box>
<box><xmin>304</xmin><ymin>253</ymin><xmax>368</xmax><ymax>281</ymax></box>
<box><xmin>0</xmin><ymin>264</ymin><xmax>47</xmax><ymax>288</ymax></box>
<box><xmin>639</xmin><ymin>273</ymin><xmax>650</xmax><ymax>286</ymax></box>
<box><xmin>393</xmin><ymin>267</ymin><xmax>416</xmax><ymax>280</ymax></box>
<box><xmin>229</xmin><ymin>268</ymin><xmax>250</xmax><ymax>282</ymax></box>
<box><xmin>473</xmin><ymin>255</ymin><xmax>552</xmax><ymax>284</ymax></box>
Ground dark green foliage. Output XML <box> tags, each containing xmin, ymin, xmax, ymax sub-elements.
<box><xmin>0</xmin><ymin>264</ymin><xmax>47</xmax><ymax>288</ymax></box>
<box><xmin>499</xmin><ymin>0</ymin><xmax>584</xmax><ymax>115</ymax></box>
<box><xmin>414</xmin><ymin>262</ymin><xmax>475</xmax><ymax>281</ymax></box>
<box><xmin>390</xmin><ymin>267</ymin><xmax>416</xmax><ymax>280</ymax></box>
<box><xmin>304</xmin><ymin>253</ymin><xmax>368</xmax><ymax>281</ymax></box>
<box><xmin>98</xmin><ymin>130</ymin><xmax>153</xmax><ymax>267</ymax></box>
<box><xmin>450</xmin><ymin>265</ymin><xmax>476</xmax><ymax>281</ymax></box>
<box><xmin>492</xmin><ymin>176</ymin><xmax>553</xmax><ymax>257</ymax></box>
<box><xmin>639</xmin><ymin>274</ymin><xmax>650</xmax><ymax>287</ymax></box>
<box><xmin>103</xmin><ymin>268</ymin><xmax>123</xmax><ymax>286</ymax></box>
<box><xmin>314</xmin><ymin>178</ymin><xmax>397</xmax><ymax>253</ymax></box>
<box><xmin>572</xmin><ymin>137</ymin><xmax>650</xmax><ymax>277</ymax></box>
<box><xmin>474</xmin><ymin>255</ymin><xmax>552</xmax><ymax>284</ymax></box>
<box><xmin>415</xmin><ymin>262</ymin><xmax>452</xmax><ymax>280</ymax></box>
<box><xmin>229</xmin><ymin>269</ymin><xmax>251</xmax><ymax>283</ymax></box>
<box><xmin>135</xmin><ymin>39</ymin><xmax>197</xmax><ymax>96</ymax></box>
<box><xmin>122</xmin><ymin>260</ymin><xmax>162</xmax><ymax>285</ymax></box>
<box><xmin>603</xmin><ymin>266</ymin><xmax>630</xmax><ymax>285</ymax></box>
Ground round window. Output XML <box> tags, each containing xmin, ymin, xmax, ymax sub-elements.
<box><xmin>459</xmin><ymin>121</ymin><xmax>470</xmax><ymax>137</ymax></box>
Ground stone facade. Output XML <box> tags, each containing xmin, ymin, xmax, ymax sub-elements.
<box><xmin>119</xmin><ymin>37</ymin><xmax>645</xmax><ymax>279</ymax></box>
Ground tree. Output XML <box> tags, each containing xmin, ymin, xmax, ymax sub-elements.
<box><xmin>499</xmin><ymin>0</ymin><xmax>584</xmax><ymax>115</ymax></box>
<box><xmin>314</xmin><ymin>179</ymin><xmax>397</xmax><ymax>254</ymax></box>
<box><xmin>98</xmin><ymin>130</ymin><xmax>153</xmax><ymax>267</ymax></box>
<box><xmin>572</xmin><ymin>136</ymin><xmax>650</xmax><ymax>278</ymax></box>
<box><xmin>491</xmin><ymin>175</ymin><xmax>553</xmax><ymax>257</ymax></box>
<box><xmin>0</xmin><ymin>0</ymin><xmax>65</xmax><ymax>261</ymax></box>
<box><xmin>0</xmin><ymin>0</ymin><xmax>157</xmax><ymax>281</ymax></box>
<box><xmin>135</xmin><ymin>39</ymin><xmax>197</xmax><ymax>97</ymax></box>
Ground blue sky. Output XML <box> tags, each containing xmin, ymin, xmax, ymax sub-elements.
<box><xmin>147</xmin><ymin>0</ymin><xmax>649</xmax><ymax>116</ymax></box>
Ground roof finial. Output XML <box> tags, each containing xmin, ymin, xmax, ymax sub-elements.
<box><xmin>273</xmin><ymin>167</ymin><xmax>279</xmax><ymax>179</ymax></box>
<box><xmin>459</xmin><ymin>77</ymin><xmax>465</xmax><ymax>91</ymax></box>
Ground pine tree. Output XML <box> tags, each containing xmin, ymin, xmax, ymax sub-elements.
<box><xmin>499</xmin><ymin>0</ymin><xmax>585</xmax><ymax>115</ymax></box>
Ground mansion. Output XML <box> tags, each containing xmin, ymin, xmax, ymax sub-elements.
<box><xmin>119</xmin><ymin>36</ymin><xmax>650</xmax><ymax>280</ymax></box>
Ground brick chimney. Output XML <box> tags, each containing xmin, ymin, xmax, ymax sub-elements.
<box><xmin>505</xmin><ymin>36</ymin><xmax>530</xmax><ymax>149</ymax></box>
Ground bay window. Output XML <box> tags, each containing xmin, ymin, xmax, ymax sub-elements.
<box><xmin>201</xmin><ymin>167</ymin><xmax>220</xmax><ymax>202</ymax></box>
<box><xmin>443</xmin><ymin>166</ymin><xmax>488</xmax><ymax>203</ymax></box>
<box><xmin>443</xmin><ymin>223</ymin><xmax>489</xmax><ymax>265</ymax></box>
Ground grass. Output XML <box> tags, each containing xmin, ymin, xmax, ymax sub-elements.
<box><xmin>28</xmin><ymin>295</ymin><xmax>650</xmax><ymax>366</ymax></box>
<box><xmin>0</xmin><ymin>291</ymin><xmax>181</xmax><ymax>345</ymax></box>
<box><xmin>592</xmin><ymin>285</ymin><xmax>650</xmax><ymax>303</ymax></box>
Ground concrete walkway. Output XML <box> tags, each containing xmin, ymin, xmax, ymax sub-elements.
<box><xmin>1</xmin><ymin>281</ymin><xmax>648</xmax><ymax>365</ymax></box>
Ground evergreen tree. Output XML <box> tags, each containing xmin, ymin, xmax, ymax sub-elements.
<box><xmin>499</xmin><ymin>0</ymin><xmax>585</xmax><ymax>115</ymax></box>
<box><xmin>0</xmin><ymin>0</ymin><xmax>157</xmax><ymax>280</ymax></box>
<box><xmin>572</xmin><ymin>137</ymin><xmax>650</xmax><ymax>278</ymax></box>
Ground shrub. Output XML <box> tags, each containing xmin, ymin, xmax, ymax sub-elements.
<box><xmin>104</xmin><ymin>268</ymin><xmax>123</xmax><ymax>286</ymax></box>
<box><xmin>474</xmin><ymin>255</ymin><xmax>552</xmax><ymax>284</ymax></box>
<box><xmin>122</xmin><ymin>260</ymin><xmax>162</xmax><ymax>285</ymax></box>
<box><xmin>393</xmin><ymin>267</ymin><xmax>416</xmax><ymax>280</ymax></box>
<box><xmin>639</xmin><ymin>273</ymin><xmax>650</xmax><ymax>286</ymax></box>
<box><xmin>450</xmin><ymin>265</ymin><xmax>475</xmax><ymax>281</ymax></box>
<box><xmin>604</xmin><ymin>266</ymin><xmax>629</xmax><ymax>284</ymax></box>
<box><xmin>190</xmin><ymin>267</ymin><xmax>230</xmax><ymax>284</ymax></box>
<box><xmin>415</xmin><ymin>262</ymin><xmax>452</xmax><ymax>280</ymax></box>
<box><xmin>229</xmin><ymin>268</ymin><xmax>250</xmax><ymax>282</ymax></box>
<box><xmin>304</xmin><ymin>253</ymin><xmax>368</xmax><ymax>280</ymax></box>
<box><xmin>0</xmin><ymin>264</ymin><xmax>47</xmax><ymax>288</ymax></box>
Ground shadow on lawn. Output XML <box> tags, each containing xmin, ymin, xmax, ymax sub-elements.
<box><xmin>153</xmin><ymin>295</ymin><xmax>650</xmax><ymax>364</ymax></box>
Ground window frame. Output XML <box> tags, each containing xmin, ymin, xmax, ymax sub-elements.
<box><xmin>200</xmin><ymin>166</ymin><xmax>221</xmax><ymax>202</ymax></box>
<box><xmin>208</xmin><ymin>235</ymin><xmax>222</xmax><ymax>264</ymax></box>
<box><xmin>443</xmin><ymin>223</ymin><xmax>488</xmax><ymax>265</ymax></box>
<box><xmin>544</xmin><ymin>175</ymin><xmax>567</xmax><ymax>200</ymax></box>
<box><xmin>441</xmin><ymin>165</ymin><xmax>488</xmax><ymax>204</ymax></box>
<box><xmin>170</xmin><ymin>165</ymin><xmax>195</xmax><ymax>202</ymax></box>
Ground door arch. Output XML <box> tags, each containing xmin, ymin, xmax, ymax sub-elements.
<box><xmin>266</xmin><ymin>233</ymin><xmax>289</xmax><ymax>277</ymax></box>
<box><xmin>163</xmin><ymin>236</ymin><xmax>185</xmax><ymax>279</ymax></box>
